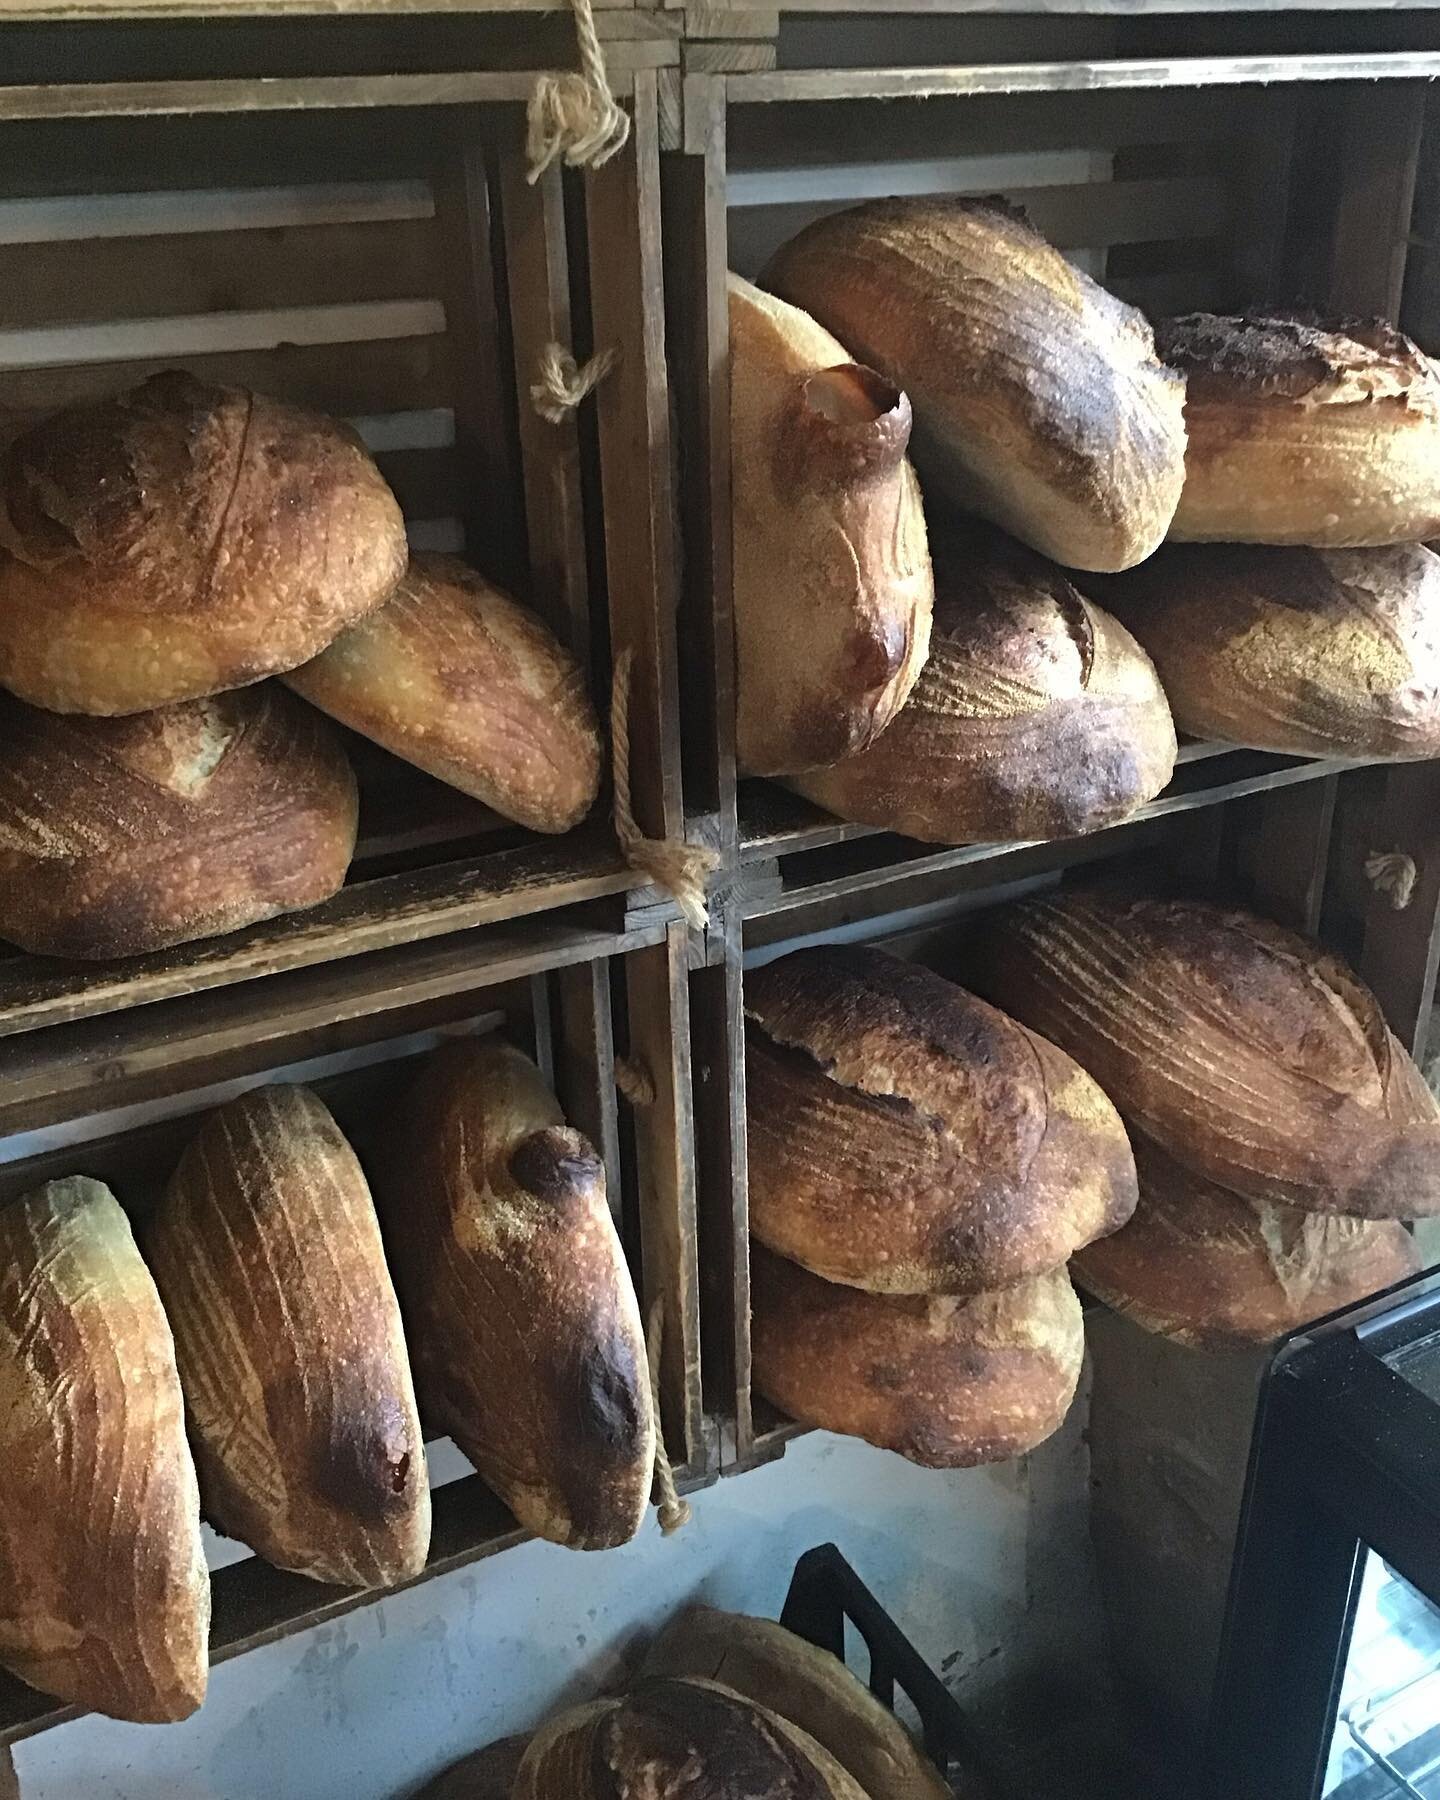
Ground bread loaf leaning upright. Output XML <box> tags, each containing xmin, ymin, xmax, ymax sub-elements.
<box><xmin>145</xmin><ymin>1085</ymin><xmax>430</xmax><ymax>1589</ymax></box>
<box><xmin>382</xmin><ymin>1041</ymin><xmax>654</xmax><ymax>1550</ymax></box>
<box><xmin>730</xmin><ymin>273</ymin><xmax>933</xmax><ymax>775</ymax></box>
<box><xmin>0</xmin><ymin>1178</ymin><xmax>209</xmax><ymax>1722</ymax></box>
<box><xmin>0</xmin><ymin>684</ymin><xmax>357</xmax><ymax>960</ymax></box>
<box><xmin>0</xmin><ymin>370</ymin><xmax>407</xmax><ymax>715</ymax></box>
<box><xmin>765</xmin><ymin>198</ymin><xmax>1187</xmax><ymax>571</ymax></box>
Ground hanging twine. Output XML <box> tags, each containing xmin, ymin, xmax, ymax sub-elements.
<box><xmin>615</xmin><ymin>1053</ymin><xmax>657</xmax><ymax>1109</ymax></box>
<box><xmin>531</xmin><ymin>342</ymin><xmax>618</xmax><ymax>425</ymax></box>
<box><xmin>646</xmin><ymin>1297</ymin><xmax>693</xmax><ymax>1536</ymax></box>
<box><xmin>611</xmin><ymin>646</ymin><xmax>719</xmax><ymax>931</ymax></box>
<box><xmin>525</xmin><ymin>0</ymin><xmax>631</xmax><ymax>183</ymax></box>
<box><xmin>1366</xmin><ymin>850</ymin><xmax>1417</xmax><ymax>911</ymax></box>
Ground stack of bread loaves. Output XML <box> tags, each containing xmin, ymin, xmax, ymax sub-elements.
<box><xmin>981</xmin><ymin>889</ymin><xmax>1436</xmax><ymax>1348</ymax></box>
<box><xmin>0</xmin><ymin>1041</ymin><xmax>653</xmax><ymax>1724</ymax></box>
<box><xmin>743</xmin><ymin>943</ymin><xmax>1136</xmax><ymax>1463</ymax></box>
<box><xmin>0</xmin><ymin>371</ymin><xmax>600</xmax><ymax>961</ymax></box>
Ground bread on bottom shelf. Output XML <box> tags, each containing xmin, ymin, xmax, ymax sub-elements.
<box><xmin>0</xmin><ymin>1178</ymin><xmax>209</xmax><ymax>1722</ymax></box>
<box><xmin>145</xmin><ymin>1085</ymin><xmax>430</xmax><ymax>1589</ymax></box>
<box><xmin>383</xmin><ymin>1040</ymin><xmax>654</xmax><ymax>1551</ymax></box>
<box><xmin>751</xmin><ymin>1245</ymin><xmax>1084</xmax><ymax>1468</ymax></box>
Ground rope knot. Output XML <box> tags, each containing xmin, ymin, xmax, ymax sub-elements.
<box><xmin>1366</xmin><ymin>850</ymin><xmax>1417</xmax><ymax>911</ymax></box>
<box><xmin>525</xmin><ymin>0</ymin><xmax>630</xmax><ymax>183</ymax></box>
<box><xmin>646</xmin><ymin>1298</ymin><xmax>693</xmax><ymax>1536</ymax></box>
<box><xmin>615</xmin><ymin>1054</ymin><xmax>657</xmax><ymax>1109</ymax></box>
<box><xmin>531</xmin><ymin>342</ymin><xmax>617</xmax><ymax>425</ymax></box>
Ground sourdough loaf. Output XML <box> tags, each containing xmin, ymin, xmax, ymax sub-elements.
<box><xmin>982</xmin><ymin>891</ymin><xmax>1440</xmax><ymax>1218</ymax></box>
<box><xmin>284</xmin><ymin>554</ymin><xmax>602</xmax><ymax>834</ymax></box>
<box><xmin>764</xmin><ymin>199</ymin><xmax>1187</xmax><ymax>571</ymax></box>
<box><xmin>746</xmin><ymin>946</ymin><xmax>1136</xmax><ymax>1294</ymax></box>
<box><xmin>1096</xmin><ymin>543</ymin><xmax>1440</xmax><ymax>758</ymax></box>
<box><xmin>730</xmin><ymin>274</ymin><xmax>933</xmax><ymax>775</ymax></box>
<box><xmin>789</xmin><ymin>532</ymin><xmax>1176</xmax><ymax>842</ymax></box>
<box><xmin>383</xmin><ymin>1041</ymin><xmax>654</xmax><ymax>1550</ymax></box>
<box><xmin>414</xmin><ymin>1736</ymin><xmax>531</xmax><ymax>1800</ymax></box>
<box><xmin>751</xmin><ymin>1247</ymin><xmax>1085</xmax><ymax>1468</ymax></box>
<box><xmin>0</xmin><ymin>684</ymin><xmax>357</xmax><ymax>960</ymax></box>
<box><xmin>146</xmin><ymin>1085</ymin><xmax>430</xmax><ymax>1589</ymax></box>
<box><xmin>0</xmin><ymin>371</ymin><xmax>406</xmax><ymax>714</ymax></box>
<box><xmin>0</xmin><ymin>1178</ymin><xmax>208</xmax><ymax>1722</ymax></box>
<box><xmin>1075</xmin><ymin>1134</ymin><xmax>1420</xmax><ymax>1350</ymax></box>
<box><xmin>1158</xmin><ymin>313</ymin><xmax>1440</xmax><ymax>547</ymax></box>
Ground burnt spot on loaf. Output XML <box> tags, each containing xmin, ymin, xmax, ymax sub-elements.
<box><xmin>575</xmin><ymin>1328</ymin><xmax>647</xmax><ymax>1456</ymax></box>
<box><xmin>288</xmin><ymin>1374</ymin><xmax>418</xmax><ymax>1526</ymax></box>
<box><xmin>610</xmin><ymin>1679</ymin><xmax>832</xmax><ymax>1799</ymax></box>
<box><xmin>508</xmin><ymin>1127</ymin><xmax>603</xmax><ymax>1203</ymax></box>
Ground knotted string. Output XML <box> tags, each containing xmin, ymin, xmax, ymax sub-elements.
<box><xmin>526</xmin><ymin>0</ymin><xmax>631</xmax><ymax>183</ymax></box>
<box><xmin>1366</xmin><ymin>850</ymin><xmax>1417</xmax><ymax>911</ymax></box>
<box><xmin>531</xmin><ymin>342</ymin><xmax>618</xmax><ymax>424</ymax></box>
<box><xmin>646</xmin><ymin>1297</ymin><xmax>693</xmax><ymax>1536</ymax></box>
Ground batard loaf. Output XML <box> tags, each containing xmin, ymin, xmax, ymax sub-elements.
<box><xmin>1075</xmin><ymin>1134</ymin><xmax>1420</xmax><ymax>1350</ymax></box>
<box><xmin>0</xmin><ymin>370</ymin><xmax>406</xmax><ymax>714</ymax></box>
<box><xmin>284</xmin><ymin>554</ymin><xmax>602</xmax><ymax>834</ymax></box>
<box><xmin>981</xmin><ymin>891</ymin><xmax>1440</xmax><ymax>1219</ymax></box>
<box><xmin>0</xmin><ymin>683</ymin><xmax>357</xmax><ymax>960</ymax></box>
<box><xmin>1095</xmin><ymin>543</ymin><xmax>1440</xmax><ymax>759</ymax></box>
<box><xmin>730</xmin><ymin>273</ymin><xmax>933</xmax><ymax>775</ymax></box>
<box><xmin>746</xmin><ymin>945</ymin><xmax>1137</xmax><ymax>1294</ymax></box>
<box><xmin>0</xmin><ymin>1178</ymin><xmax>208</xmax><ymax>1722</ymax></box>
<box><xmin>514</xmin><ymin>1677</ymin><xmax>872</xmax><ymax>1800</ymax></box>
<box><xmin>145</xmin><ymin>1085</ymin><xmax>430</xmax><ymax>1589</ymax></box>
<box><xmin>789</xmin><ymin>531</ymin><xmax>1176</xmax><ymax>842</ymax></box>
<box><xmin>1158</xmin><ymin>313</ymin><xmax>1440</xmax><ymax>547</ymax></box>
<box><xmin>383</xmin><ymin>1041</ymin><xmax>654</xmax><ymax>1550</ymax></box>
<box><xmin>764</xmin><ymin>199</ymin><xmax>1187</xmax><ymax>572</ymax></box>
<box><xmin>752</xmin><ymin>1247</ymin><xmax>1084</xmax><ymax>1467</ymax></box>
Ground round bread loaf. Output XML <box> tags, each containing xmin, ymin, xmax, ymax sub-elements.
<box><xmin>751</xmin><ymin>1247</ymin><xmax>1084</xmax><ymax>1468</ymax></box>
<box><xmin>730</xmin><ymin>274</ymin><xmax>933</xmax><ymax>775</ymax></box>
<box><xmin>1157</xmin><ymin>312</ymin><xmax>1440</xmax><ymax>546</ymax></box>
<box><xmin>1096</xmin><ymin>542</ymin><xmax>1440</xmax><ymax>758</ymax></box>
<box><xmin>1075</xmin><ymin>1134</ymin><xmax>1420</xmax><ymax>1350</ymax></box>
<box><xmin>764</xmin><ymin>199</ymin><xmax>1187</xmax><ymax>572</ymax></box>
<box><xmin>0</xmin><ymin>370</ymin><xmax>406</xmax><ymax>714</ymax></box>
<box><xmin>0</xmin><ymin>684</ymin><xmax>357</xmax><ymax>960</ymax></box>
<box><xmin>746</xmin><ymin>945</ymin><xmax>1136</xmax><ymax>1293</ymax></box>
<box><xmin>789</xmin><ymin>532</ymin><xmax>1176</xmax><ymax>842</ymax></box>
<box><xmin>982</xmin><ymin>891</ymin><xmax>1440</xmax><ymax>1219</ymax></box>
<box><xmin>284</xmin><ymin>554</ymin><xmax>602</xmax><ymax>834</ymax></box>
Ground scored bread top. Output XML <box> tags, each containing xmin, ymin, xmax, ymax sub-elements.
<box><xmin>1156</xmin><ymin>312</ymin><xmax>1440</xmax><ymax>412</ymax></box>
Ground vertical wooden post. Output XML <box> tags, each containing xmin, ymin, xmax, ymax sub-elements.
<box><xmin>553</xmin><ymin>957</ymin><xmax>624</xmax><ymax>1212</ymax></box>
<box><xmin>1226</xmin><ymin>777</ymin><xmax>1337</xmax><ymax>939</ymax></box>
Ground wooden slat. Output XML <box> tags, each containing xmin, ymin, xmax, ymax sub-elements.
<box><xmin>370</xmin><ymin>443</ymin><xmax>465</xmax><ymax>519</ymax></box>
<box><xmin>553</xmin><ymin>957</ymin><xmax>625</xmax><ymax>1213</ymax></box>
<box><xmin>1325</xmin><ymin>82</ymin><xmax>1426</xmax><ymax>318</ymax></box>
<box><xmin>1356</xmin><ymin>764</ymin><xmax>1440</xmax><ymax>1061</ymax></box>
<box><xmin>1225</xmin><ymin>777</ymin><xmax>1338</xmax><ymax>939</ymax></box>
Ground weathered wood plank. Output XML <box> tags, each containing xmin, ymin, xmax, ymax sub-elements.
<box><xmin>553</xmin><ymin>957</ymin><xmax>625</xmax><ymax>1214</ymax></box>
<box><xmin>0</xmin><ymin>73</ymin><xmax>572</xmax><ymax>123</ymax></box>
<box><xmin>1325</xmin><ymin>82</ymin><xmax>1426</xmax><ymax>318</ymax></box>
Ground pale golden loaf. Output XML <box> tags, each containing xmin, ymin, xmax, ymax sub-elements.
<box><xmin>982</xmin><ymin>891</ymin><xmax>1440</xmax><ymax>1219</ymax></box>
<box><xmin>0</xmin><ymin>1178</ymin><xmax>209</xmax><ymax>1722</ymax></box>
<box><xmin>642</xmin><ymin>1608</ymin><xmax>958</xmax><ymax>1800</ymax></box>
<box><xmin>1097</xmin><ymin>542</ymin><xmax>1440</xmax><ymax>758</ymax></box>
<box><xmin>514</xmin><ymin>1677</ymin><xmax>872</xmax><ymax>1800</ymax></box>
<box><xmin>383</xmin><ymin>1041</ymin><xmax>654</xmax><ymax>1550</ymax></box>
<box><xmin>730</xmin><ymin>273</ymin><xmax>933</xmax><ymax>775</ymax></box>
<box><xmin>764</xmin><ymin>199</ymin><xmax>1187</xmax><ymax>572</ymax></box>
<box><xmin>746</xmin><ymin>945</ymin><xmax>1137</xmax><ymax>1294</ymax></box>
<box><xmin>284</xmin><ymin>554</ymin><xmax>602</xmax><ymax>834</ymax></box>
<box><xmin>145</xmin><ymin>1085</ymin><xmax>430</xmax><ymax>1589</ymax></box>
<box><xmin>752</xmin><ymin>1248</ymin><xmax>1084</xmax><ymax>1468</ymax></box>
<box><xmin>0</xmin><ymin>370</ymin><xmax>406</xmax><ymax>714</ymax></box>
<box><xmin>1075</xmin><ymin>1135</ymin><xmax>1420</xmax><ymax>1350</ymax></box>
<box><xmin>0</xmin><ymin>684</ymin><xmax>357</xmax><ymax>960</ymax></box>
<box><xmin>1157</xmin><ymin>313</ymin><xmax>1440</xmax><ymax>546</ymax></box>
<box><xmin>789</xmin><ymin>532</ymin><xmax>1176</xmax><ymax>842</ymax></box>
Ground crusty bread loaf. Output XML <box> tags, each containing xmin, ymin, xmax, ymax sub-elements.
<box><xmin>0</xmin><ymin>371</ymin><xmax>406</xmax><ymax>714</ymax></box>
<box><xmin>730</xmin><ymin>274</ymin><xmax>933</xmax><ymax>775</ymax></box>
<box><xmin>1097</xmin><ymin>542</ymin><xmax>1440</xmax><ymax>758</ymax></box>
<box><xmin>764</xmin><ymin>199</ymin><xmax>1187</xmax><ymax>572</ymax></box>
<box><xmin>514</xmin><ymin>1678</ymin><xmax>871</xmax><ymax>1800</ymax></box>
<box><xmin>0</xmin><ymin>1178</ymin><xmax>208</xmax><ymax>1722</ymax></box>
<box><xmin>746</xmin><ymin>946</ymin><xmax>1136</xmax><ymax>1294</ymax></box>
<box><xmin>789</xmin><ymin>532</ymin><xmax>1176</xmax><ymax>842</ymax></box>
<box><xmin>0</xmin><ymin>684</ymin><xmax>357</xmax><ymax>960</ymax></box>
<box><xmin>145</xmin><ymin>1085</ymin><xmax>430</xmax><ymax>1589</ymax></box>
<box><xmin>642</xmin><ymin>1609</ymin><xmax>959</xmax><ymax>1800</ymax></box>
<box><xmin>1075</xmin><ymin>1135</ymin><xmax>1420</xmax><ymax>1350</ymax></box>
<box><xmin>1157</xmin><ymin>313</ymin><xmax>1440</xmax><ymax>547</ymax></box>
<box><xmin>982</xmin><ymin>891</ymin><xmax>1440</xmax><ymax>1219</ymax></box>
<box><xmin>751</xmin><ymin>1247</ymin><xmax>1084</xmax><ymax>1468</ymax></box>
<box><xmin>383</xmin><ymin>1041</ymin><xmax>654</xmax><ymax>1550</ymax></box>
<box><xmin>414</xmin><ymin>1735</ymin><xmax>530</xmax><ymax>1800</ymax></box>
<box><xmin>284</xmin><ymin>554</ymin><xmax>602</xmax><ymax>834</ymax></box>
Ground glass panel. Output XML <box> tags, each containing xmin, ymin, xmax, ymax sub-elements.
<box><xmin>1383</xmin><ymin>1328</ymin><xmax>1440</xmax><ymax>1409</ymax></box>
<box><xmin>1325</xmin><ymin>1552</ymin><xmax>1440</xmax><ymax>1797</ymax></box>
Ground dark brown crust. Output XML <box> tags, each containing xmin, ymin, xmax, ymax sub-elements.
<box><xmin>413</xmin><ymin>1736</ymin><xmax>530</xmax><ymax>1800</ymax></box>
<box><xmin>1156</xmin><ymin>312</ymin><xmax>1434</xmax><ymax>405</ymax></box>
<box><xmin>751</xmin><ymin>1246</ymin><xmax>1084</xmax><ymax>1468</ymax></box>
<box><xmin>0</xmin><ymin>683</ymin><xmax>357</xmax><ymax>959</ymax></box>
